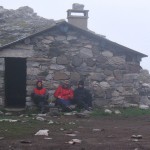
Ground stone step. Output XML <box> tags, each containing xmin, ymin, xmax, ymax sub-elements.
<box><xmin>4</xmin><ymin>108</ymin><xmax>25</xmax><ymax>112</ymax></box>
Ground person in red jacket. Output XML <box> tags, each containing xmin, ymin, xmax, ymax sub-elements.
<box><xmin>54</xmin><ymin>80</ymin><xmax>74</xmax><ymax>111</ymax></box>
<box><xmin>31</xmin><ymin>80</ymin><xmax>49</xmax><ymax>113</ymax></box>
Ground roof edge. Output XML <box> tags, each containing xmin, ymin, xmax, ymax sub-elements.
<box><xmin>0</xmin><ymin>21</ymin><xmax>148</xmax><ymax>58</ymax></box>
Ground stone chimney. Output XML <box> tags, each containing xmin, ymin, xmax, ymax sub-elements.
<box><xmin>67</xmin><ymin>3</ymin><xmax>89</xmax><ymax>30</ymax></box>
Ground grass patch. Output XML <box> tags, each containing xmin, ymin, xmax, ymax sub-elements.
<box><xmin>119</xmin><ymin>107</ymin><xmax>150</xmax><ymax>117</ymax></box>
<box><xmin>91</xmin><ymin>107</ymin><xmax>150</xmax><ymax>117</ymax></box>
<box><xmin>0</xmin><ymin>116</ymin><xmax>47</xmax><ymax>139</ymax></box>
<box><xmin>0</xmin><ymin>114</ymin><xmax>78</xmax><ymax>139</ymax></box>
<box><xmin>91</xmin><ymin>108</ymin><xmax>112</xmax><ymax>117</ymax></box>
<box><xmin>1</xmin><ymin>107</ymin><xmax>150</xmax><ymax>139</ymax></box>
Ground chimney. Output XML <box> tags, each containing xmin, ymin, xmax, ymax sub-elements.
<box><xmin>67</xmin><ymin>3</ymin><xmax>89</xmax><ymax>30</ymax></box>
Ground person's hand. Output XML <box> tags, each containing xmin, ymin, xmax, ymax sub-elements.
<box><xmin>58</xmin><ymin>96</ymin><xmax>62</xmax><ymax>99</ymax></box>
<box><xmin>68</xmin><ymin>95</ymin><xmax>71</xmax><ymax>98</ymax></box>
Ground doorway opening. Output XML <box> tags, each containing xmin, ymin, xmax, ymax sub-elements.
<box><xmin>5</xmin><ymin>58</ymin><xmax>26</xmax><ymax>108</ymax></box>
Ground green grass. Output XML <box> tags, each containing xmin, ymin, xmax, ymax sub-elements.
<box><xmin>91</xmin><ymin>107</ymin><xmax>150</xmax><ymax>117</ymax></box>
<box><xmin>119</xmin><ymin>107</ymin><xmax>150</xmax><ymax>117</ymax></box>
<box><xmin>91</xmin><ymin>109</ymin><xmax>111</xmax><ymax>117</ymax></box>
<box><xmin>0</xmin><ymin>114</ymin><xmax>78</xmax><ymax>139</ymax></box>
<box><xmin>0</xmin><ymin>116</ymin><xmax>47</xmax><ymax>138</ymax></box>
<box><xmin>1</xmin><ymin>107</ymin><xmax>150</xmax><ymax>139</ymax></box>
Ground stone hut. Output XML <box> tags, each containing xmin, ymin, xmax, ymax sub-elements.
<box><xmin>0</xmin><ymin>4</ymin><xmax>148</xmax><ymax>108</ymax></box>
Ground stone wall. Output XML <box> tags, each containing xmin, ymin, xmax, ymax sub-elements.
<box><xmin>23</xmin><ymin>28</ymin><xmax>144</xmax><ymax>107</ymax></box>
<box><xmin>0</xmin><ymin>26</ymin><xmax>148</xmax><ymax>108</ymax></box>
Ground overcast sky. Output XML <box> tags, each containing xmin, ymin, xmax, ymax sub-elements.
<box><xmin>1</xmin><ymin>0</ymin><xmax>150</xmax><ymax>71</ymax></box>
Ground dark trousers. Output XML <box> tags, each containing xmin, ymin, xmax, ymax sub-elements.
<box><xmin>76</xmin><ymin>98</ymin><xmax>92</xmax><ymax>110</ymax></box>
<box><xmin>31</xmin><ymin>94</ymin><xmax>48</xmax><ymax>113</ymax></box>
<box><xmin>55</xmin><ymin>98</ymin><xmax>72</xmax><ymax>112</ymax></box>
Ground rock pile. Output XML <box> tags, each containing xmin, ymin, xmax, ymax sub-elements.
<box><xmin>0</xmin><ymin>6</ymin><xmax>55</xmax><ymax>46</ymax></box>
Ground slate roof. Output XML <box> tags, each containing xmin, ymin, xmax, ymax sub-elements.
<box><xmin>0</xmin><ymin>20</ymin><xmax>147</xmax><ymax>58</ymax></box>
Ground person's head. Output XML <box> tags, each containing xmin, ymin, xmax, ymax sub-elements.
<box><xmin>78</xmin><ymin>80</ymin><xmax>84</xmax><ymax>89</ymax></box>
<box><xmin>36</xmin><ymin>80</ymin><xmax>43</xmax><ymax>89</ymax></box>
<box><xmin>62</xmin><ymin>80</ymin><xmax>70</xmax><ymax>89</ymax></box>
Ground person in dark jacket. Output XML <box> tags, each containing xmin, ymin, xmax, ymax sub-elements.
<box><xmin>54</xmin><ymin>80</ymin><xmax>74</xmax><ymax>112</ymax></box>
<box><xmin>74</xmin><ymin>80</ymin><xmax>92</xmax><ymax>110</ymax></box>
<box><xmin>31</xmin><ymin>80</ymin><xmax>49</xmax><ymax>113</ymax></box>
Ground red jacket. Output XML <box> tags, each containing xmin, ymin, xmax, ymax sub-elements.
<box><xmin>54</xmin><ymin>86</ymin><xmax>74</xmax><ymax>100</ymax></box>
<box><xmin>34</xmin><ymin>88</ymin><xmax>47</xmax><ymax>95</ymax></box>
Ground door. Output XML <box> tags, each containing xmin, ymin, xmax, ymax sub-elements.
<box><xmin>5</xmin><ymin>58</ymin><xmax>26</xmax><ymax>107</ymax></box>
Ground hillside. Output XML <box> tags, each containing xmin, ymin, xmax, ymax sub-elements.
<box><xmin>0</xmin><ymin>6</ymin><xmax>56</xmax><ymax>46</ymax></box>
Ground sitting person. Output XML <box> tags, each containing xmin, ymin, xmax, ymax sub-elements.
<box><xmin>31</xmin><ymin>80</ymin><xmax>49</xmax><ymax>113</ymax></box>
<box><xmin>54</xmin><ymin>80</ymin><xmax>74</xmax><ymax>112</ymax></box>
<box><xmin>74</xmin><ymin>80</ymin><xmax>92</xmax><ymax>111</ymax></box>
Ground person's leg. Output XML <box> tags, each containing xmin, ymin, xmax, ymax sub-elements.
<box><xmin>61</xmin><ymin>99</ymin><xmax>71</xmax><ymax>106</ymax></box>
<box><xmin>86</xmin><ymin>98</ymin><xmax>92</xmax><ymax>108</ymax></box>
<box><xmin>32</xmin><ymin>96</ymin><xmax>39</xmax><ymax>106</ymax></box>
<box><xmin>77</xmin><ymin>98</ymin><xmax>91</xmax><ymax>110</ymax></box>
<box><xmin>33</xmin><ymin>96</ymin><xmax>42</xmax><ymax>110</ymax></box>
<box><xmin>82</xmin><ymin>98</ymin><xmax>92</xmax><ymax>110</ymax></box>
<box><xmin>55</xmin><ymin>99</ymin><xmax>71</xmax><ymax>112</ymax></box>
<box><xmin>55</xmin><ymin>99</ymin><xmax>65</xmax><ymax>110</ymax></box>
<box><xmin>39</xmin><ymin>97</ymin><xmax>49</xmax><ymax>113</ymax></box>
<box><xmin>39</xmin><ymin>101</ymin><xmax>44</xmax><ymax>113</ymax></box>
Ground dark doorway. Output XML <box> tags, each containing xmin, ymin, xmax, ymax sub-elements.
<box><xmin>5</xmin><ymin>58</ymin><xmax>26</xmax><ymax>108</ymax></box>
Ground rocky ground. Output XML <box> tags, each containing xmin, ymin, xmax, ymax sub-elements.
<box><xmin>0</xmin><ymin>110</ymin><xmax>150</xmax><ymax>150</ymax></box>
<box><xmin>0</xmin><ymin>6</ymin><xmax>56</xmax><ymax>46</ymax></box>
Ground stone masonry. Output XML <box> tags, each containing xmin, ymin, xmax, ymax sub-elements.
<box><xmin>0</xmin><ymin>24</ymin><xmax>149</xmax><ymax>108</ymax></box>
